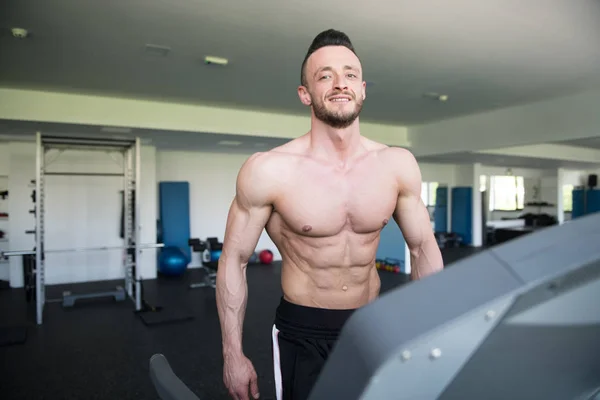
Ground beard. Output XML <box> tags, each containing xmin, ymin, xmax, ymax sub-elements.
<box><xmin>311</xmin><ymin>92</ymin><xmax>364</xmax><ymax>129</ymax></box>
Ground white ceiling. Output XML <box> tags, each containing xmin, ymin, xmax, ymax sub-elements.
<box><xmin>1</xmin><ymin>0</ymin><xmax>600</xmax><ymax>125</ymax></box>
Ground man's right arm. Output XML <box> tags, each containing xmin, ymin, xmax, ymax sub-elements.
<box><xmin>216</xmin><ymin>153</ymin><xmax>275</xmax><ymax>361</ymax></box>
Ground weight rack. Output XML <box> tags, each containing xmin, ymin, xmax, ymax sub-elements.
<box><xmin>30</xmin><ymin>132</ymin><xmax>143</xmax><ymax>325</ymax></box>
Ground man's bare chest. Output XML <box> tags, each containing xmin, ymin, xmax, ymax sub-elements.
<box><xmin>273</xmin><ymin>162</ymin><xmax>399</xmax><ymax>236</ymax></box>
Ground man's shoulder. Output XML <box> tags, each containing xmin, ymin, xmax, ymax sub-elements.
<box><xmin>361</xmin><ymin>137</ymin><xmax>415</xmax><ymax>160</ymax></box>
<box><xmin>376</xmin><ymin>145</ymin><xmax>418</xmax><ymax>167</ymax></box>
<box><xmin>239</xmin><ymin>151</ymin><xmax>277</xmax><ymax>178</ymax></box>
<box><xmin>374</xmin><ymin>146</ymin><xmax>421</xmax><ymax>191</ymax></box>
<box><xmin>243</xmin><ymin>147</ymin><xmax>299</xmax><ymax>171</ymax></box>
<box><xmin>239</xmin><ymin>146</ymin><xmax>301</xmax><ymax>184</ymax></box>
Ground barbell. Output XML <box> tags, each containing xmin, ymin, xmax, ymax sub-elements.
<box><xmin>0</xmin><ymin>243</ymin><xmax>165</xmax><ymax>259</ymax></box>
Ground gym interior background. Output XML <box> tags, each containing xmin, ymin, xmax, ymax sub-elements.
<box><xmin>1</xmin><ymin>1</ymin><xmax>600</xmax><ymax>399</ymax></box>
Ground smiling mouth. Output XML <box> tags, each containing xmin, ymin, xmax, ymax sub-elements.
<box><xmin>329</xmin><ymin>97</ymin><xmax>352</xmax><ymax>103</ymax></box>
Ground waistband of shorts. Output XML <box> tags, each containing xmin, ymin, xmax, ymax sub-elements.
<box><xmin>274</xmin><ymin>297</ymin><xmax>356</xmax><ymax>338</ymax></box>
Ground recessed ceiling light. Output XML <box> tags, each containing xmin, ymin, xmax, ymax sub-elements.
<box><xmin>11</xmin><ymin>27</ymin><xmax>29</xmax><ymax>39</ymax></box>
<box><xmin>218</xmin><ymin>140</ymin><xmax>242</xmax><ymax>146</ymax></box>
<box><xmin>423</xmin><ymin>92</ymin><xmax>449</xmax><ymax>102</ymax></box>
<box><xmin>204</xmin><ymin>56</ymin><xmax>229</xmax><ymax>66</ymax></box>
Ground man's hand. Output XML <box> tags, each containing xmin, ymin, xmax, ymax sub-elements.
<box><xmin>223</xmin><ymin>353</ymin><xmax>260</xmax><ymax>400</ymax></box>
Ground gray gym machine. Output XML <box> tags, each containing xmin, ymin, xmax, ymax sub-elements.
<box><xmin>150</xmin><ymin>212</ymin><xmax>600</xmax><ymax>400</ymax></box>
<box><xmin>188</xmin><ymin>238</ymin><xmax>221</xmax><ymax>289</ymax></box>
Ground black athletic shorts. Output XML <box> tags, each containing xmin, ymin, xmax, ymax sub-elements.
<box><xmin>271</xmin><ymin>297</ymin><xmax>356</xmax><ymax>400</ymax></box>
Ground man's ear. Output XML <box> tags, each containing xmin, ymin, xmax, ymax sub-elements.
<box><xmin>297</xmin><ymin>86</ymin><xmax>312</xmax><ymax>106</ymax></box>
<box><xmin>362</xmin><ymin>81</ymin><xmax>367</xmax><ymax>101</ymax></box>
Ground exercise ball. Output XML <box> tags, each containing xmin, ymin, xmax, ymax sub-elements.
<box><xmin>259</xmin><ymin>249</ymin><xmax>274</xmax><ymax>264</ymax></box>
<box><xmin>210</xmin><ymin>249</ymin><xmax>222</xmax><ymax>262</ymax></box>
<box><xmin>158</xmin><ymin>246</ymin><xmax>189</xmax><ymax>276</ymax></box>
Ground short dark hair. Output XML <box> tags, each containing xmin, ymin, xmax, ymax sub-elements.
<box><xmin>300</xmin><ymin>29</ymin><xmax>358</xmax><ymax>87</ymax></box>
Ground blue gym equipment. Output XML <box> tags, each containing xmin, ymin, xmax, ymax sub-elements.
<box><xmin>157</xmin><ymin>246</ymin><xmax>189</xmax><ymax>276</ymax></box>
<box><xmin>157</xmin><ymin>182</ymin><xmax>192</xmax><ymax>276</ymax></box>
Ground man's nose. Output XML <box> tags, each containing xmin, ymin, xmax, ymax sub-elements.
<box><xmin>333</xmin><ymin>74</ymin><xmax>348</xmax><ymax>90</ymax></box>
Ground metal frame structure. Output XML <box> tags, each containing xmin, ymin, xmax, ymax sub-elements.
<box><xmin>16</xmin><ymin>132</ymin><xmax>155</xmax><ymax>324</ymax></box>
<box><xmin>35</xmin><ymin>133</ymin><xmax>44</xmax><ymax>325</ymax></box>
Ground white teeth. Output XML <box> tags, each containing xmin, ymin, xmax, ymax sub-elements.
<box><xmin>331</xmin><ymin>98</ymin><xmax>349</xmax><ymax>102</ymax></box>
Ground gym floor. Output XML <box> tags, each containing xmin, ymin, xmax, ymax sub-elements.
<box><xmin>0</xmin><ymin>247</ymin><xmax>483</xmax><ymax>400</ymax></box>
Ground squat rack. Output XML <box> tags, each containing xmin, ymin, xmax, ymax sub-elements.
<box><xmin>2</xmin><ymin>132</ymin><xmax>161</xmax><ymax>325</ymax></box>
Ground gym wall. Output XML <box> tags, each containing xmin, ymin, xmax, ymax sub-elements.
<box><xmin>0</xmin><ymin>144</ymin><xmax>7</xmax><ymax>173</ymax></box>
<box><xmin>419</xmin><ymin>162</ymin><xmax>456</xmax><ymax>184</ymax></box>
<box><xmin>453</xmin><ymin>164</ymin><xmax>476</xmax><ymax>187</ymax></box>
<box><xmin>562</xmin><ymin>170</ymin><xmax>589</xmax><ymax>186</ymax></box>
<box><xmin>4</xmin><ymin>141</ymin><xmax>157</xmax><ymax>287</ymax></box>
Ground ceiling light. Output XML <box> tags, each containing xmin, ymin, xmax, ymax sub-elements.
<box><xmin>423</xmin><ymin>92</ymin><xmax>449</xmax><ymax>102</ymax></box>
<box><xmin>11</xmin><ymin>27</ymin><xmax>29</xmax><ymax>39</ymax></box>
<box><xmin>204</xmin><ymin>56</ymin><xmax>229</xmax><ymax>66</ymax></box>
<box><xmin>218</xmin><ymin>140</ymin><xmax>242</xmax><ymax>146</ymax></box>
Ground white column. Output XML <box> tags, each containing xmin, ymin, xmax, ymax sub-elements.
<box><xmin>472</xmin><ymin>163</ymin><xmax>483</xmax><ymax>247</ymax></box>
<box><xmin>557</xmin><ymin>168</ymin><xmax>565</xmax><ymax>224</ymax></box>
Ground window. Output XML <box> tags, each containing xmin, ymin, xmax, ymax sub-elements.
<box><xmin>428</xmin><ymin>182</ymin><xmax>438</xmax><ymax>206</ymax></box>
<box><xmin>489</xmin><ymin>175</ymin><xmax>525</xmax><ymax>211</ymax></box>
<box><xmin>421</xmin><ymin>182</ymin><xmax>439</xmax><ymax>206</ymax></box>
<box><xmin>562</xmin><ymin>184</ymin><xmax>573</xmax><ymax>212</ymax></box>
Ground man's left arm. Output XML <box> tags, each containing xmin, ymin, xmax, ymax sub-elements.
<box><xmin>390</xmin><ymin>149</ymin><xmax>444</xmax><ymax>280</ymax></box>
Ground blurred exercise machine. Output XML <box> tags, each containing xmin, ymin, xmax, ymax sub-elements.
<box><xmin>150</xmin><ymin>213</ymin><xmax>600</xmax><ymax>400</ymax></box>
<box><xmin>188</xmin><ymin>237</ymin><xmax>221</xmax><ymax>289</ymax></box>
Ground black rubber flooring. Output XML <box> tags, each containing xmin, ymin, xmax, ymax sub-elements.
<box><xmin>0</xmin><ymin>246</ymin><xmax>482</xmax><ymax>399</ymax></box>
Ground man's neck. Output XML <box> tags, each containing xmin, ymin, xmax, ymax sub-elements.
<box><xmin>308</xmin><ymin>118</ymin><xmax>364</xmax><ymax>165</ymax></box>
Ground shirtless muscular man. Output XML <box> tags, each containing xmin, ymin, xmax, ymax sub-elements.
<box><xmin>216</xmin><ymin>29</ymin><xmax>444</xmax><ymax>400</ymax></box>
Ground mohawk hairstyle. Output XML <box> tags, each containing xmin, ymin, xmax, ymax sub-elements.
<box><xmin>300</xmin><ymin>29</ymin><xmax>358</xmax><ymax>87</ymax></box>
